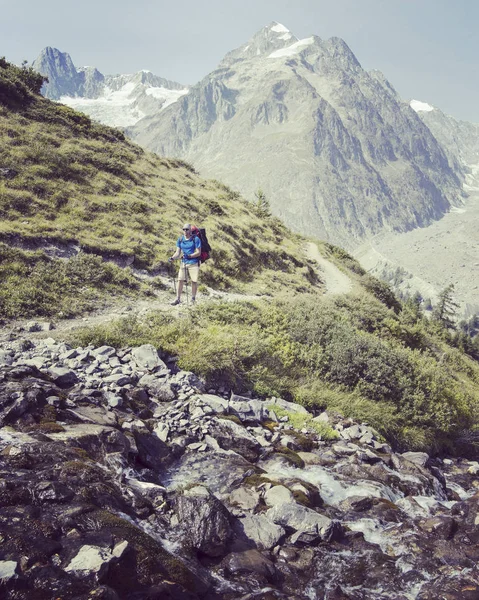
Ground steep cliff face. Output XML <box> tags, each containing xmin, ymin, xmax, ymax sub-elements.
<box><xmin>129</xmin><ymin>23</ymin><xmax>464</xmax><ymax>248</ymax></box>
<box><xmin>412</xmin><ymin>100</ymin><xmax>479</xmax><ymax>191</ymax></box>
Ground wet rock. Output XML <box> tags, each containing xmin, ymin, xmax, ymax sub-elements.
<box><xmin>264</xmin><ymin>485</ymin><xmax>294</xmax><ymax>507</ymax></box>
<box><xmin>0</xmin><ymin>560</ymin><xmax>17</xmax><ymax>581</ymax></box>
<box><xmin>133</xmin><ymin>429</ymin><xmax>171</xmax><ymax>471</ymax></box>
<box><xmin>34</xmin><ymin>481</ymin><xmax>74</xmax><ymax>503</ymax></box>
<box><xmin>223</xmin><ymin>549</ymin><xmax>277</xmax><ymax>583</ymax></box>
<box><xmin>418</xmin><ymin>516</ymin><xmax>457</xmax><ymax>538</ymax></box>
<box><xmin>237</xmin><ymin>514</ymin><xmax>286</xmax><ymax>550</ymax></box>
<box><xmin>208</xmin><ymin>417</ymin><xmax>261</xmax><ymax>461</ymax></box>
<box><xmin>266</xmin><ymin>503</ymin><xmax>332</xmax><ymax>538</ymax></box>
<box><xmin>176</xmin><ymin>486</ymin><xmax>232</xmax><ymax>557</ymax></box>
<box><xmin>402</xmin><ymin>451</ymin><xmax>430</xmax><ymax>467</ymax></box>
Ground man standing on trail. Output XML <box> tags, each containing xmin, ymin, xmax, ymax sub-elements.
<box><xmin>169</xmin><ymin>223</ymin><xmax>201</xmax><ymax>305</ymax></box>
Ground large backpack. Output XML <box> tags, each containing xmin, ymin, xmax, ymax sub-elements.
<box><xmin>190</xmin><ymin>225</ymin><xmax>211</xmax><ymax>263</ymax></box>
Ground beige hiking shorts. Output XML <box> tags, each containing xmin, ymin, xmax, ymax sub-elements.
<box><xmin>178</xmin><ymin>263</ymin><xmax>200</xmax><ymax>283</ymax></box>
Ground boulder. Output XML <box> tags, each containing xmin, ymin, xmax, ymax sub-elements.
<box><xmin>48</xmin><ymin>367</ymin><xmax>78</xmax><ymax>387</ymax></box>
<box><xmin>264</xmin><ymin>485</ymin><xmax>294</xmax><ymax>507</ymax></box>
<box><xmin>228</xmin><ymin>487</ymin><xmax>260</xmax><ymax>512</ymax></box>
<box><xmin>223</xmin><ymin>549</ymin><xmax>277</xmax><ymax>582</ymax></box>
<box><xmin>196</xmin><ymin>394</ymin><xmax>229</xmax><ymax>415</ymax></box>
<box><xmin>65</xmin><ymin>542</ymin><xmax>128</xmax><ymax>578</ymax></box>
<box><xmin>0</xmin><ymin>560</ymin><xmax>17</xmax><ymax>581</ymax></box>
<box><xmin>267</xmin><ymin>397</ymin><xmax>309</xmax><ymax>415</ymax></box>
<box><xmin>237</xmin><ymin>514</ymin><xmax>285</xmax><ymax>550</ymax></box>
<box><xmin>208</xmin><ymin>417</ymin><xmax>261</xmax><ymax>461</ymax></box>
<box><xmin>266</xmin><ymin>503</ymin><xmax>332</xmax><ymax>537</ymax></box>
<box><xmin>133</xmin><ymin>429</ymin><xmax>171</xmax><ymax>471</ymax></box>
<box><xmin>229</xmin><ymin>397</ymin><xmax>269</xmax><ymax>424</ymax></box>
<box><xmin>139</xmin><ymin>375</ymin><xmax>175</xmax><ymax>402</ymax></box>
<box><xmin>131</xmin><ymin>344</ymin><xmax>166</xmax><ymax>371</ymax></box>
<box><xmin>176</xmin><ymin>486</ymin><xmax>232</xmax><ymax>557</ymax></box>
<box><xmin>402</xmin><ymin>451</ymin><xmax>430</xmax><ymax>468</ymax></box>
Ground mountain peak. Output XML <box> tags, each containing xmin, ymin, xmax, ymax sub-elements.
<box><xmin>220</xmin><ymin>21</ymin><xmax>299</xmax><ymax>67</ymax></box>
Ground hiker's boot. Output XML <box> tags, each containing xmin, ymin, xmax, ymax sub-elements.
<box><xmin>191</xmin><ymin>297</ymin><xmax>196</xmax><ymax>304</ymax></box>
<box><xmin>171</xmin><ymin>299</ymin><xmax>181</xmax><ymax>306</ymax></box>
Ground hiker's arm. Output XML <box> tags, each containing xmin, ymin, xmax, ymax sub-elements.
<box><xmin>170</xmin><ymin>241</ymin><xmax>181</xmax><ymax>260</ymax></box>
<box><xmin>187</xmin><ymin>237</ymin><xmax>201</xmax><ymax>259</ymax></box>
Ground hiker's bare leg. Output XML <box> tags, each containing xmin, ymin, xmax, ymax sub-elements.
<box><xmin>176</xmin><ymin>279</ymin><xmax>184</xmax><ymax>300</ymax></box>
<box><xmin>192</xmin><ymin>281</ymin><xmax>198</xmax><ymax>299</ymax></box>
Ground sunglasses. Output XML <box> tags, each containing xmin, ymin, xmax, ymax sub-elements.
<box><xmin>183</xmin><ymin>228</ymin><xmax>190</xmax><ymax>231</ymax></box>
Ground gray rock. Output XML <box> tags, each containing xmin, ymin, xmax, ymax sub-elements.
<box><xmin>139</xmin><ymin>374</ymin><xmax>175</xmax><ymax>402</ymax></box>
<box><xmin>133</xmin><ymin>429</ymin><xmax>170</xmax><ymax>471</ymax></box>
<box><xmin>196</xmin><ymin>394</ymin><xmax>229</xmax><ymax>414</ymax></box>
<box><xmin>176</xmin><ymin>487</ymin><xmax>232</xmax><ymax>557</ymax></box>
<box><xmin>154</xmin><ymin>422</ymin><xmax>170</xmax><ymax>442</ymax></box>
<box><xmin>0</xmin><ymin>351</ymin><xmax>13</xmax><ymax>366</ymax></box>
<box><xmin>0</xmin><ymin>560</ymin><xmax>17</xmax><ymax>581</ymax></box>
<box><xmin>229</xmin><ymin>398</ymin><xmax>270</xmax><ymax>423</ymax></box>
<box><xmin>93</xmin><ymin>346</ymin><xmax>117</xmax><ymax>358</ymax></box>
<box><xmin>237</xmin><ymin>514</ymin><xmax>285</xmax><ymax>550</ymax></box>
<box><xmin>208</xmin><ymin>417</ymin><xmax>261</xmax><ymax>461</ymax></box>
<box><xmin>313</xmin><ymin>412</ymin><xmax>330</xmax><ymax>423</ymax></box>
<box><xmin>264</xmin><ymin>485</ymin><xmax>294</xmax><ymax>507</ymax></box>
<box><xmin>266</xmin><ymin>503</ymin><xmax>331</xmax><ymax>537</ymax></box>
<box><xmin>131</xmin><ymin>344</ymin><xmax>166</xmax><ymax>370</ymax></box>
<box><xmin>103</xmin><ymin>373</ymin><xmax>131</xmax><ymax>386</ymax></box>
<box><xmin>267</xmin><ymin>397</ymin><xmax>309</xmax><ymax>415</ymax></box>
<box><xmin>402</xmin><ymin>451</ymin><xmax>430</xmax><ymax>467</ymax></box>
<box><xmin>48</xmin><ymin>367</ymin><xmax>78</xmax><ymax>387</ymax></box>
<box><xmin>223</xmin><ymin>549</ymin><xmax>276</xmax><ymax>582</ymax></box>
<box><xmin>228</xmin><ymin>487</ymin><xmax>260</xmax><ymax>512</ymax></box>
<box><xmin>65</xmin><ymin>543</ymin><xmax>125</xmax><ymax>576</ymax></box>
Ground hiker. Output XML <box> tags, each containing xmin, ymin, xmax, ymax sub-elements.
<box><xmin>168</xmin><ymin>223</ymin><xmax>201</xmax><ymax>305</ymax></box>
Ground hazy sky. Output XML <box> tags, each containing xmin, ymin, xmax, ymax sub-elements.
<box><xmin>2</xmin><ymin>0</ymin><xmax>478</xmax><ymax>122</ymax></box>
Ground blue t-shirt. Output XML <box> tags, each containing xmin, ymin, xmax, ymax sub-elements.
<box><xmin>177</xmin><ymin>235</ymin><xmax>201</xmax><ymax>264</ymax></box>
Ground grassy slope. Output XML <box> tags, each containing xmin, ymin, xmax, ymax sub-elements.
<box><xmin>0</xmin><ymin>60</ymin><xmax>318</xmax><ymax>318</ymax></box>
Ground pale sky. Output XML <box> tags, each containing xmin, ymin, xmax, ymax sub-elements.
<box><xmin>1</xmin><ymin>0</ymin><xmax>478</xmax><ymax>122</ymax></box>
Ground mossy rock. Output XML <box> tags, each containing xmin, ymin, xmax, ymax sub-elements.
<box><xmin>76</xmin><ymin>510</ymin><xmax>207</xmax><ymax>594</ymax></box>
<box><xmin>283</xmin><ymin>430</ymin><xmax>314</xmax><ymax>452</ymax></box>
<box><xmin>58</xmin><ymin>460</ymin><xmax>103</xmax><ymax>483</ymax></box>
<box><xmin>261</xmin><ymin>419</ymin><xmax>279</xmax><ymax>432</ymax></box>
<box><xmin>218</xmin><ymin>414</ymin><xmax>243</xmax><ymax>426</ymax></box>
<box><xmin>275</xmin><ymin>447</ymin><xmax>305</xmax><ymax>469</ymax></box>
<box><xmin>242</xmin><ymin>473</ymin><xmax>275</xmax><ymax>489</ymax></box>
<box><xmin>26</xmin><ymin>422</ymin><xmax>65</xmax><ymax>434</ymax></box>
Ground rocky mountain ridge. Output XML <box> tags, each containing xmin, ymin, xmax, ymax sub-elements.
<box><xmin>127</xmin><ymin>22</ymin><xmax>465</xmax><ymax>249</ymax></box>
<box><xmin>32</xmin><ymin>47</ymin><xmax>188</xmax><ymax>127</ymax></box>
<box><xmin>1</xmin><ymin>334</ymin><xmax>479</xmax><ymax>599</ymax></box>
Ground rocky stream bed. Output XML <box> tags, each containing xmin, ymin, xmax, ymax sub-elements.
<box><xmin>0</xmin><ymin>334</ymin><xmax>479</xmax><ymax>599</ymax></box>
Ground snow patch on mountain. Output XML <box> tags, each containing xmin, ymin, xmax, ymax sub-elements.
<box><xmin>270</xmin><ymin>23</ymin><xmax>290</xmax><ymax>33</ymax></box>
<box><xmin>60</xmin><ymin>92</ymin><xmax>144</xmax><ymax>127</ymax></box>
<box><xmin>410</xmin><ymin>99</ymin><xmax>434</xmax><ymax>113</ymax></box>
<box><xmin>268</xmin><ymin>37</ymin><xmax>315</xmax><ymax>59</ymax></box>
<box><xmin>145</xmin><ymin>87</ymin><xmax>188</xmax><ymax>108</ymax></box>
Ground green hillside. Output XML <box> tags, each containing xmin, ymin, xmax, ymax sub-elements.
<box><xmin>1</xmin><ymin>57</ymin><xmax>479</xmax><ymax>454</ymax></box>
<box><xmin>0</xmin><ymin>58</ymin><xmax>318</xmax><ymax>318</ymax></box>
